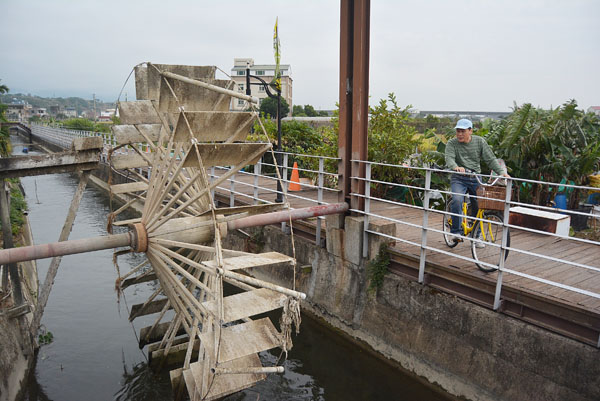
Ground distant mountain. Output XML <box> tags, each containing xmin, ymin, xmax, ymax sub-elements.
<box><xmin>0</xmin><ymin>93</ymin><xmax>114</xmax><ymax>114</ymax></box>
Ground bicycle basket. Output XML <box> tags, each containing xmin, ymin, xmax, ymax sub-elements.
<box><xmin>476</xmin><ymin>185</ymin><xmax>506</xmax><ymax>211</ymax></box>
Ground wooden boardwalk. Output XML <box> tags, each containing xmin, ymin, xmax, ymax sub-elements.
<box><xmin>213</xmin><ymin>168</ymin><xmax>600</xmax><ymax>345</ymax></box>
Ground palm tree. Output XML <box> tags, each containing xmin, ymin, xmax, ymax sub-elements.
<box><xmin>0</xmin><ymin>80</ymin><xmax>11</xmax><ymax>157</ymax></box>
<box><xmin>487</xmin><ymin>101</ymin><xmax>600</xmax><ymax>208</ymax></box>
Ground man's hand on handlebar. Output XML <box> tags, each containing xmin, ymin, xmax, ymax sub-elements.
<box><xmin>453</xmin><ymin>166</ymin><xmax>466</xmax><ymax>173</ymax></box>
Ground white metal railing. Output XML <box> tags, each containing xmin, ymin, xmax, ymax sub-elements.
<box><xmin>28</xmin><ymin>126</ymin><xmax>600</xmax><ymax>323</ymax></box>
<box><xmin>350</xmin><ymin>160</ymin><xmax>600</xmax><ymax>320</ymax></box>
<box><xmin>209</xmin><ymin>151</ymin><xmax>340</xmax><ymax>245</ymax></box>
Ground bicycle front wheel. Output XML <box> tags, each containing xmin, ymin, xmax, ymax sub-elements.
<box><xmin>442</xmin><ymin>200</ymin><xmax>459</xmax><ymax>248</ymax></box>
<box><xmin>471</xmin><ymin>212</ymin><xmax>510</xmax><ymax>272</ymax></box>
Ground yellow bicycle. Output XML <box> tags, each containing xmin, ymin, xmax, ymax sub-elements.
<box><xmin>442</xmin><ymin>174</ymin><xmax>510</xmax><ymax>272</ymax></box>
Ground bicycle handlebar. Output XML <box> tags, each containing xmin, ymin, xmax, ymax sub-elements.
<box><xmin>431</xmin><ymin>163</ymin><xmax>503</xmax><ymax>186</ymax></box>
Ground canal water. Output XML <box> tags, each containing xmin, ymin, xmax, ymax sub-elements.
<box><xmin>19</xmin><ymin>170</ymin><xmax>454</xmax><ymax>401</ymax></box>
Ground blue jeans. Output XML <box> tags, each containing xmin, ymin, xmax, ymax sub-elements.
<box><xmin>450</xmin><ymin>175</ymin><xmax>480</xmax><ymax>234</ymax></box>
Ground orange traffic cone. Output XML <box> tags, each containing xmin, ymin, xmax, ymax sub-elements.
<box><xmin>288</xmin><ymin>162</ymin><xmax>301</xmax><ymax>191</ymax></box>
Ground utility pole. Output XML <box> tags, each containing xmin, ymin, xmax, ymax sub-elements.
<box><xmin>246</xmin><ymin>65</ymin><xmax>284</xmax><ymax>203</ymax></box>
<box><xmin>93</xmin><ymin>93</ymin><xmax>97</xmax><ymax>122</ymax></box>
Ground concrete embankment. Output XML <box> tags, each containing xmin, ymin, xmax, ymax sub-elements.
<box><xmin>0</xmin><ymin>216</ymin><xmax>38</xmax><ymax>401</ymax></box>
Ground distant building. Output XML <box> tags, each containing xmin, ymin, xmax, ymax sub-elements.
<box><xmin>65</xmin><ymin>107</ymin><xmax>77</xmax><ymax>118</ymax></box>
<box><xmin>98</xmin><ymin>109</ymin><xmax>116</xmax><ymax>122</ymax></box>
<box><xmin>48</xmin><ymin>105</ymin><xmax>61</xmax><ymax>116</ymax></box>
<box><xmin>587</xmin><ymin>106</ymin><xmax>600</xmax><ymax>117</ymax></box>
<box><xmin>418</xmin><ymin>110</ymin><xmax>510</xmax><ymax>121</ymax></box>
<box><xmin>282</xmin><ymin>116</ymin><xmax>332</xmax><ymax>129</ymax></box>
<box><xmin>230</xmin><ymin>58</ymin><xmax>293</xmax><ymax>115</ymax></box>
<box><xmin>30</xmin><ymin>107</ymin><xmax>48</xmax><ymax>119</ymax></box>
<box><xmin>5</xmin><ymin>104</ymin><xmax>26</xmax><ymax>122</ymax></box>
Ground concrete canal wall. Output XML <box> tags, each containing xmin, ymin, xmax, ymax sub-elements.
<box><xmin>0</xmin><ymin>217</ymin><xmax>38</xmax><ymax>401</ymax></box>
<box><xmin>222</xmin><ymin>216</ymin><xmax>600</xmax><ymax>401</ymax></box>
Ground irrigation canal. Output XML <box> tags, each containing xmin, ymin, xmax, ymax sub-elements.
<box><xmin>18</xmin><ymin>167</ymin><xmax>454</xmax><ymax>400</ymax></box>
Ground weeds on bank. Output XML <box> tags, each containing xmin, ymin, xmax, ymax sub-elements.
<box><xmin>367</xmin><ymin>243</ymin><xmax>390</xmax><ymax>295</ymax></box>
<box><xmin>38</xmin><ymin>328</ymin><xmax>54</xmax><ymax>346</ymax></box>
<box><xmin>0</xmin><ymin>178</ymin><xmax>27</xmax><ymax>239</ymax></box>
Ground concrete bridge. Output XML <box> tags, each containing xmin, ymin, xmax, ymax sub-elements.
<box><xmin>18</xmin><ymin>124</ymin><xmax>600</xmax><ymax>401</ymax></box>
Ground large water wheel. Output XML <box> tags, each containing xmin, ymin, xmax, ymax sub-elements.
<box><xmin>110</xmin><ymin>63</ymin><xmax>303</xmax><ymax>400</ymax></box>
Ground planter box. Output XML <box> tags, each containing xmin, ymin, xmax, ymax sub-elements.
<box><xmin>509</xmin><ymin>206</ymin><xmax>570</xmax><ymax>237</ymax></box>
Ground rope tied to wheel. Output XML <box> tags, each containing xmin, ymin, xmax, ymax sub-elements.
<box><xmin>279</xmin><ymin>296</ymin><xmax>301</xmax><ymax>357</ymax></box>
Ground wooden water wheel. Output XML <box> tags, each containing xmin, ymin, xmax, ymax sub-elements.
<box><xmin>110</xmin><ymin>63</ymin><xmax>303</xmax><ymax>400</ymax></box>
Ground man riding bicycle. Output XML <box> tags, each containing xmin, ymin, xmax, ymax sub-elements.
<box><xmin>445</xmin><ymin>119</ymin><xmax>510</xmax><ymax>244</ymax></box>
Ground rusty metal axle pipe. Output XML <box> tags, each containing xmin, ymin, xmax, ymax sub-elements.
<box><xmin>228</xmin><ymin>202</ymin><xmax>349</xmax><ymax>230</ymax></box>
<box><xmin>0</xmin><ymin>232</ymin><xmax>133</xmax><ymax>266</ymax></box>
<box><xmin>0</xmin><ymin>203</ymin><xmax>349</xmax><ymax>266</ymax></box>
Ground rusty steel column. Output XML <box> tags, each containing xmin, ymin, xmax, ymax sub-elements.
<box><xmin>338</xmin><ymin>0</ymin><xmax>354</xmax><ymax>205</ymax></box>
<box><xmin>351</xmin><ymin>0</ymin><xmax>370</xmax><ymax>212</ymax></box>
<box><xmin>338</xmin><ymin>0</ymin><xmax>370</xmax><ymax>213</ymax></box>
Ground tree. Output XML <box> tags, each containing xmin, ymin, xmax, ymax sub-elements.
<box><xmin>303</xmin><ymin>104</ymin><xmax>318</xmax><ymax>117</ymax></box>
<box><xmin>259</xmin><ymin>96</ymin><xmax>289</xmax><ymax>119</ymax></box>
<box><xmin>0</xmin><ymin>80</ymin><xmax>11</xmax><ymax>156</ymax></box>
<box><xmin>292</xmin><ymin>105</ymin><xmax>306</xmax><ymax>116</ymax></box>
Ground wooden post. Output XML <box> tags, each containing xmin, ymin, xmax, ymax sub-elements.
<box><xmin>30</xmin><ymin>171</ymin><xmax>91</xmax><ymax>335</ymax></box>
<box><xmin>0</xmin><ymin>179</ymin><xmax>24</xmax><ymax>306</ymax></box>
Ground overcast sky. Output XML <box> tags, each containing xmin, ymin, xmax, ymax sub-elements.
<box><xmin>1</xmin><ymin>0</ymin><xmax>598</xmax><ymax>112</ymax></box>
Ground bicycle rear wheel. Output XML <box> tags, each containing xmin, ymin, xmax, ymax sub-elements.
<box><xmin>471</xmin><ymin>212</ymin><xmax>510</xmax><ymax>272</ymax></box>
<box><xmin>442</xmin><ymin>200</ymin><xmax>460</xmax><ymax>248</ymax></box>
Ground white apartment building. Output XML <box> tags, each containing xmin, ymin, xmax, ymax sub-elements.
<box><xmin>230</xmin><ymin>58</ymin><xmax>292</xmax><ymax>115</ymax></box>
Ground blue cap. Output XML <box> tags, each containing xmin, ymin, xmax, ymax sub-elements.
<box><xmin>454</xmin><ymin>119</ymin><xmax>473</xmax><ymax>129</ymax></box>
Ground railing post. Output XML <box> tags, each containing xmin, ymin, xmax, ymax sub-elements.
<box><xmin>418</xmin><ymin>167</ymin><xmax>432</xmax><ymax>283</ymax></box>
<box><xmin>493</xmin><ymin>178</ymin><xmax>512</xmax><ymax>310</ymax></box>
<box><xmin>362</xmin><ymin>162</ymin><xmax>372</xmax><ymax>258</ymax></box>
<box><xmin>317</xmin><ymin>157</ymin><xmax>325</xmax><ymax>246</ymax></box>
<box><xmin>253</xmin><ymin>161</ymin><xmax>260</xmax><ymax>205</ymax></box>
<box><xmin>230</xmin><ymin>172</ymin><xmax>236</xmax><ymax>208</ymax></box>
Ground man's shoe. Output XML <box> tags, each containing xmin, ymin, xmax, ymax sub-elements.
<box><xmin>450</xmin><ymin>233</ymin><xmax>462</xmax><ymax>244</ymax></box>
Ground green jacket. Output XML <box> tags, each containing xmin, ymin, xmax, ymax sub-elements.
<box><xmin>445</xmin><ymin>135</ymin><xmax>504</xmax><ymax>175</ymax></box>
